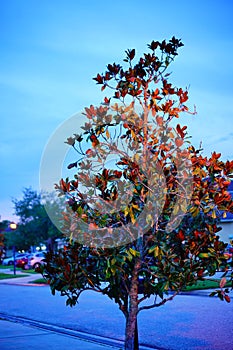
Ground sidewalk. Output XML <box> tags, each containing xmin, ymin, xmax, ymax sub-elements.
<box><xmin>0</xmin><ymin>270</ymin><xmax>232</xmax><ymax>350</ymax></box>
<box><xmin>0</xmin><ymin>319</ymin><xmax>121</xmax><ymax>350</ymax></box>
<box><xmin>0</xmin><ymin>268</ymin><xmax>44</xmax><ymax>286</ymax></box>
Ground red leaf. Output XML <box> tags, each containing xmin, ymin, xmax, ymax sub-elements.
<box><xmin>176</xmin><ymin>124</ymin><xmax>187</xmax><ymax>138</ymax></box>
<box><xmin>86</xmin><ymin>149</ymin><xmax>94</xmax><ymax>157</ymax></box>
<box><xmin>93</xmin><ymin>73</ymin><xmax>103</xmax><ymax>84</ymax></box>
<box><xmin>177</xmin><ymin>230</ymin><xmax>185</xmax><ymax>241</ymax></box>
<box><xmin>128</xmin><ymin>49</ymin><xmax>135</xmax><ymax>60</ymax></box>
<box><xmin>113</xmin><ymin>170</ymin><xmax>122</xmax><ymax>178</ymax></box>
<box><xmin>114</xmin><ymin>91</ymin><xmax>120</xmax><ymax>99</ymax></box>
<box><xmin>104</xmin><ymin>97</ymin><xmax>110</xmax><ymax>104</ymax></box>
<box><xmin>103</xmin><ymin>168</ymin><xmax>109</xmax><ymax>179</ymax></box>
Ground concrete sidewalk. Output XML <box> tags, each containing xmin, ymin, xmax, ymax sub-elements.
<box><xmin>0</xmin><ymin>319</ymin><xmax>122</xmax><ymax>350</ymax></box>
<box><xmin>0</xmin><ymin>268</ymin><xmax>45</xmax><ymax>286</ymax></box>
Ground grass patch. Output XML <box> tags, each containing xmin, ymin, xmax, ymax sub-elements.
<box><xmin>24</xmin><ymin>269</ymin><xmax>38</xmax><ymax>274</ymax></box>
<box><xmin>29</xmin><ymin>278</ymin><xmax>48</xmax><ymax>284</ymax></box>
<box><xmin>0</xmin><ymin>265</ymin><xmax>12</xmax><ymax>269</ymax></box>
<box><xmin>0</xmin><ymin>265</ymin><xmax>38</xmax><ymax>274</ymax></box>
<box><xmin>0</xmin><ymin>273</ymin><xmax>29</xmax><ymax>280</ymax></box>
<box><xmin>183</xmin><ymin>279</ymin><xmax>231</xmax><ymax>291</ymax></box>
<box><xmin>0</xmin><ymin>265</ymin><xmax>21</xmax><ymax>271</ymax></box>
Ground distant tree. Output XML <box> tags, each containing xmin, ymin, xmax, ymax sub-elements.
<box><xmin>11</xmin><ymin>188</ymin><xmax>63</xmax><ymax>251</ymax></box>
<box><xmin>0</xmin><ymin>220</ymin><xmax>10</xmax><ymax>261</ymax></box>
<box><xmin>0</xmin><ymin>220</ymin><xmax>11</xmax><ymax>232</ymax></box>
<box><xmin>42</xmin><ymin>38</ymin><xmax>233</xmax><ymax>350</ymax></box>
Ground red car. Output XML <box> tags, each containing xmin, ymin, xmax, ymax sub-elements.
<box><xmin>15</xmin><ymin>254</ymin><xmax>30</xmax><ymax>269</ymax></box>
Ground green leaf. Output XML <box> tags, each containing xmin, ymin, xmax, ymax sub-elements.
<box><xmin>129</xmin><ymin>247</ymin><xmax>140</xmax><ymax>257</ymax></box>
<box><xmin>111</xmin><ymin>258</ymin><xmax>117</xmax><ymax>265</ymax></box>
<box><xmin>77</xmin><ymin>206</ymin><xmax>83</xmax><ymax>215</ymax></box>
<box><xmin>148</xmin><ymin>245</ymin><xmax>157</xmax><ymax>254</ymax></box>
<box><xmin>198</xmin><ymin>253</ymin><xmax>209</xmax><ymax>258</ymax></box>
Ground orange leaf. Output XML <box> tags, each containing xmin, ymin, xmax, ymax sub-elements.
<box><xmin>220</xmin><ymin>277</ymin><xmax>227</xmax><ymax>288</ymax></box>
<box><xmin>175</xmin><ymin>138</ymin><xmax>184</xmax><ymax>147</ymax></box>
<box><xmin>89</xmin><ymin>223</ymin><xmax>99</xmax><ymax>230</ymax></box>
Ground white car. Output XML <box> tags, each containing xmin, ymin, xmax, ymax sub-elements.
<box><xmin>2</xmin><ymin>253</ymin><xmax>29</xmax><ymax>266</ymax></box>
<box><xmin>28</xmin><ymin>251</ymin><xmax>47</xmax><ymax>269</ymax></box>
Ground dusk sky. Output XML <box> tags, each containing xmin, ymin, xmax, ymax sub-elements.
<box><xmin>1</xmin><ymin>0</ymin><xmax>233</xmax><ymax>222</ymax></box>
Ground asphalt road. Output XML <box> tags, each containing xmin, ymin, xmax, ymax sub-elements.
<box><xmin>0</xmin><ymin>284</ymin><xmax>232</xmax><ymax>350</ymax></box>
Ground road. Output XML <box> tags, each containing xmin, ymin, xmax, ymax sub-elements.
<box><xmin>0</xmin><ymin>284</ymin><xmax>232</xmax><ymax>350</ymax></box>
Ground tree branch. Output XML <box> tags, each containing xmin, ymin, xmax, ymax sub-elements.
<box><xmin>138</xmin><ymin>291</ymin><xmax>179</xmax><ymax>313</ymax></box>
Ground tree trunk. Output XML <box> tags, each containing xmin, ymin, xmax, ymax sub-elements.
<box><xmin>125</xmin><ymin>310</ymin><xmax>139</xmax><ymax>350</ymax></box>
<box><xmin>134</xmin><ymin>319</ymin><xmax>139</xmax><ymax>349</ymax></box>
<box><xmin>124</xmin><ymin>267</ymin><xmax>140</xmax><ymax>349</ymax></box>
<box><xmin>125</xmin><ymin>239</ymin><xmax>142</xmax><ymax>349</ymax></box>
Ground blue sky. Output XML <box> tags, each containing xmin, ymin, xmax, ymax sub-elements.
<box><xmin>1</xmin><ymin>0</ymin><xmax>233</xmax><ymax>222</ymax></box>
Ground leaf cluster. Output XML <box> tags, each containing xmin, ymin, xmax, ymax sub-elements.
<box><xmin>43</xmin><ymin>38</ymin><xmax>233</xmax><ymax>310</ymax></box>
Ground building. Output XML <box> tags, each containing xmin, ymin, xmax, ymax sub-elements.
<box><xmin>219</xmin><ymin>181</ymin><xmax>233</xmax><ymax>243</ymax></box>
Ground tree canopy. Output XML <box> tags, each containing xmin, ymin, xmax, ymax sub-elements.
<box><xmin>42</xmin><ymin>37</ymin><xmax>233</xmax><ymax>350</ymax></box>
<box><xmin>8</xmin><ymin>188</ymin><xmax>63</xmax><ymax>251</ymax></box>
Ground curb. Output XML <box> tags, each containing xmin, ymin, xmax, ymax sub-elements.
<box><xmin>0</xmin><ymin>313</ymin><xmax>161</xmax><ymax>350</ymax></box>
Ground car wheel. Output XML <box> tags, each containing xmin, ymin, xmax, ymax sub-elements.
<box><xmin>33</xmin><ymin>263</ymin><xmax>41</xmax><ymax>270</ymax></box>
<box><xmin>23</xmin><ymin>264</ymin><xmax>30</xmax><ymax>270</ymax></box>
<box><xmin>8</xmin><ymin>261</ymin><xmax>13</xmax><ymax>265</ymax></box>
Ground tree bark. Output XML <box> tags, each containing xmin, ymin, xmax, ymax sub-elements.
<box><xmin>134</xmin><ymin>319</ymin><xmax>139</xmax><ymax>350</ymax></box>
<box><xmin>124</xmin><ymin>262</ymin><xmax>140</xmax><ymax>349</ymax></box>
<box><xmin>125</xmin><ymin>307</ymin><xmax>139</xmax><ymax>350</ymax></box>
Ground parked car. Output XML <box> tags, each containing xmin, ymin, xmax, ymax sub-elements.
<box><xmin>28</xmin><ymin>251</ymin><xmax>47</xmax><ymax>270</ymax></box>
<box><xmin>15</xmin><ymin>254</ymin><xmax>31</xmax><ymax>269</ymax></box>
<box><xmin>2</xmin><ymin>253</ymin><xmax>29</xmax><ymax>266</ymax></box>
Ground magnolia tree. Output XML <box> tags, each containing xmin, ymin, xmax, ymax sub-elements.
<box><xmin>41</xmin><ymin>37</ymin><xmax>233</xmax><ymax>350</ymax></box>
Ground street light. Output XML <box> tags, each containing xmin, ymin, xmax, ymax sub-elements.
<box><xmin>9</xmin><ymin>223</ymin><xmax>17</xmax><ymax>230</ymax></box>
<box><xmin>9</xmin><ymin>222</ymin><xmax>17</xmax><ymax>275</ymax></box>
